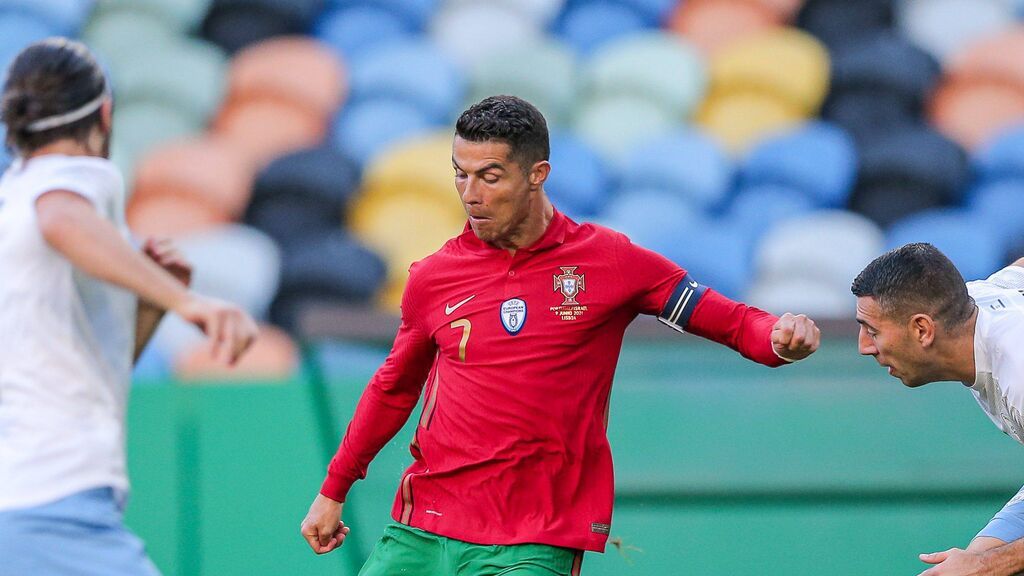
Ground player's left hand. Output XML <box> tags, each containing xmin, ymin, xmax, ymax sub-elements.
<box><xmin>917</xmin><ymin>547</ymin><xmax>993</xmax><ymax>575</ymax></box>
<box><xmin>143</xmin><ymin>237</ymin><xmax>192</xmax><ymax>287</ymax></box>
<box><xmin>770</xmin><ymin>313</ymin><xmax>820</xmax><ymax>362</ymax></box>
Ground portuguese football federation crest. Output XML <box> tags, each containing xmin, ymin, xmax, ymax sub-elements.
<box><xmin>553</xmin><ymin>266</ymin><xmax>585</xmax><ymax>305</ymax></box>
<box><xmin>500</xmin><ymin>298</ymin><xmax>527</xmax><ymax>335</ymax></box>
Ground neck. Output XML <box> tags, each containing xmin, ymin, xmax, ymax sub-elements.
<box><xmin>494</xmin><ymin>194</ymin><xmax>554</xmax><ymax>255</ymax></box>
<box><xmin>25</xmin><ymin>137</ymin><xmax>99</xmax><ymax>160</ymax></box>
<box><xmin>935</xmin><ymin>307</ymin><xmax>979</xmax><ymax>385</ymax></box>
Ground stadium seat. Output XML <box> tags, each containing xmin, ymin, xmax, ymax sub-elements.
<box><xmin>99</xmin><ymin>0</ymin><xmax>210</xmax><ymax>32</ymax></box>
<box><xmin>467</xmin><ymin>39</ymin><xmax>577</xmax><ymax>127</ymax></box>
<box><xmin>668</xmin><ymin>0</ymin><xmax>781</xmax><ymax>55</ymax></box>
<box><xmin>270</xmin><ymin>230</ymin><xmax>388</xmax><ymax>329</ymax></box>
<box><xmin>132</xmin><ymin>344</ymin><xmax>172</xmax><ymax>382</ymax></box>
<box><xmin>746</xmin><ymin>276</ymin><xmax>853</xmax><ymax>318</ymax></box>
<box><xmin>1</xmin><ymin>0</ymin><xmax>95</xmax><ymax>36</ymax></box>
<box><xmin>828</xmin><ymin>32</ymin><xmax>940</xmax><ymax>113</ymax></box>
<box><xmin>708</xmin><ymin>27</ymin><xmax>830</xmax><ymax>116</ymax></box>
<box><xmin>754</xmin><ymin>209</ymin><xmax>885</xmax><ymax>288</ymax></box>
<box><xmin>582</xmin><ymin>32</ymin><xmax>706</xmax><ymax>120</ymax></box>
<box><xmin>599</xmin><ymin>189</ymin><xmax>700</xmax><ymax>256</ymax></box>
<box><xmin>545</xmin><ymin>132</ymin><xmax>612</xmax><ymax>218</ymax></box>
<box><xmin>213</xmin><ymin>98</ymin><xmax>327</xmax><ymax>169</ymax></box>
<box><xmin>668</xmin><ymin>217</ymin><xmax>753</xmax><ymax>299</ymax></box>
<box><xmin>430</xmin><ymin>1</ymin><xmax>541</xmax><ymax>68</ymax></box>
<box><xmin>967</xmin><ymin>180</ymin><xmax>1024</xmax><ymax>256</ymax></box>
<box><xmin>753</xmin><ymin>0</ymin><xmax>805</xmax><ymax>21</ymax></box>
<box><xmin>127</xmin><ymin>194</ymin><xmax>229</xmax><ymax>238</ymax></box>
<box><xmin>929</xmin><ymin>79</ymin><xmax>1024</xmax><ymax>150</ymax></box>
<box><xmin>107</xmin><ymin>38</ymin><xmax>228</xmax><ymax>126</ymax></box>
<box><xmin>573</xmin><ymin>94</ymin><xmax>679</xmax><ymax>163</ymax></box>
<box><xmin>358</xmin><ymin>131</ymin><xmax>465</xmax><ymax>222</ymax></box>
<box><xmin>621</xmin><ymin>129</ymin><xmax>734</xmax><ymax>211</ymax></box>
<box><xmin>741</xmin><ymin>121</ymin><xmax>857</xmax><ymax>207</ymax></box>
<box><xmin>946</xmin><ymin>26</ymin><xmax>1024</xmax><ymax>88</ymax></box>
<box><xmin>83</xmin><ymin>8</ymin><xmax>179</xmax><ymax>70</ymax></box>
<box><xmin>554</xmin><ymin>1</ymin><xmax>648</xmax><ymax>56</ymax></box>
<box><xmin>822</xmin><ymin>91</ymin><xmax>920</xmax><ymax>143</ymax></box>
<box><xmin>246</xmin><ymin>146</ymin><xmax>360</xmax><ymax>247</ymax></box>
<box><xmin>175</xmin><ymin>324</ymin><xmax>299</xmax><ymax>382</ymax></box>
<box><xmin>173</xmin><ymin>224</ymin><xmax>282</xmax><ymax>319</ymax></box>
<box><xmin>332</xmin><ymin>98</ymin><xmax>438</xmax><ymax>167</ymax></box>
<box><xmin>325</xmin><ymin>0</ymin><xmax>438</xmax><ymax>30</ymax></box>
<box><xmin>0</xmin><ymin>13</ymin><xmax>59</xmax><ymax>72</ymax></box>
<box><xmin>347</xmin><ymin>38</ymin><xmax>464</xmax><ymax>123</ymax></box>
<box><xmin>314</xmin><ymin>5</ymin><xmax>413</xmax><ymax>61</ymax></box>
<box><xmin>796</xmin><ymin>0</ymin><xmax>895</xmax><ymax>48</ymax></box>
<box><xmin>616</xmin><ymin>0</ymin><xmax>678</xmax><ymax>25</ymax></box>
<box><xmin>886</xmin><ymin>208</ymin><xmax>1004</xmax><ymax>282</ymax></box>
<box><xmin>974</xmin><ymin>125</ymin><xmax>1024</xmax><ymax>183</ymax></box>
<box><xmin>897</xmin><ymin>0</ymin><xmax>1015</xmax><ymax>62</ymax></box>
<box><xmin>201</xmin><ymin>0</ymin><xmax>323</xmax><ymax>54</ymax></box>
<box><xmin>111</xmin><ymin>103</ymin><xmax>203</xmax><ymax>184</ymax></box>
<box><xmin>132</xmin><ymin>137</ymin><xmax>255</xmax><ymax>221</ymax></box>
<box><xmin>726</xmin><ymin>183</ymin><xmax>817</xmax><ymax>245</ymax></box>
<box><xmin>226</xmin><ymin>37</ymin><xmax>346</xmax><ymax>123</ymax></box>
<box><xmin>695</xmin><ymin>91</ymin><xmax>804</xmax><ymax>153</ymax></box>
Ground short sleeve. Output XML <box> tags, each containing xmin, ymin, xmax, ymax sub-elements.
<box><xmin>28</xmin><ymin>157</ymin><xmax>122</xmax><ymax>217</ymax></box>
<box><xmin>984</xmin><ymin>265</ymin><xmax>1024</xmax><ymax>290</ymax></box>
<box><xmin>615</xmin><ymin>233</ymin><xmax>687</xmax><ymax>316</ymax></box>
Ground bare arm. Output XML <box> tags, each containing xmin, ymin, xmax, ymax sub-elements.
<box><xmin>36</xmin><ymin>190</ymin><xmax>258</xmax><ymax>364</ymax></box>
<box><xmin>919</xmin><ymin>539</ymin><xmax>1024</xmax><ymax>575</ymax></box>
<box><xmin>134</xmin><ymin>238</ymin><xmax>193</xmax><ymax>362</ymax></box>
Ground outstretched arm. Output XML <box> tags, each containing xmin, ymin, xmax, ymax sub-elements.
<box><xmin>134</xmin><ymin>238</ymin><xmax>193</xmax><ymax>362</ymax></box>
<box><xmin>918</xmin><ymin>538</ymin><xmax>1024</xmax><ymax>576</ymax></box>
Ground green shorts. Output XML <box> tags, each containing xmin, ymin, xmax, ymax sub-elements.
<box><xmin>358</xmin><ymin>522</ymin><xmax>584</xmax><ymax>576</ymax></box>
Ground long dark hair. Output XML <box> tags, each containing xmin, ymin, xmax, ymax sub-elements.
<box><xmin>1</xmin><ymin>37</ymin><xmax>107</xmax><ymax>154</ymax></box>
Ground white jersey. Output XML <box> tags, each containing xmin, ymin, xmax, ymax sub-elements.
<box><xmin>0</xmin><ymin>155</ymin><xmax>136</xmax><ymax>511</ymax></box>
<box><xmin>966</xmin><ymin>265</ymin><xmax>1024</xmax><ymax>445</ymax></box>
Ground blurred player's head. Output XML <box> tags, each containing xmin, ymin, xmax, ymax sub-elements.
<box><xmin>1</xmin><ymin>38</ymin><xmax>112</xmax><ymax>159</ymax></box>
<box><xmin>851</xmin><ymin>243</ymin><xmax>976</xmax><ymax>387</ymax></box>
<box><xmin>453</xmin><ymin>95</ymin><xmax>551</xmax><ymax>248</ymax></box>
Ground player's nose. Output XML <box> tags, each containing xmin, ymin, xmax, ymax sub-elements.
<box><xmin>857</xmin><ymin>330</ymin><xmax>877</xmax><ymax>356</ymax></box>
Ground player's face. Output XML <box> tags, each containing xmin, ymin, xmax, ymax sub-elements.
<box><xmin>452</xmin><ymin>136</ymin><xmax>537</xmax><ymax>248</ymax></box>
<box><xmin>856</xmin><ymin>296</ymin><xmax>930</xmax><ymax>387</ymax></box>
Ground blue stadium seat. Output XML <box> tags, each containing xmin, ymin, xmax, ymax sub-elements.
<box><xmin>609</xmin><ymin>0</ymin><xmax>677</xmax><ymax>26</ymax></box>
<box><xmin>546</xmin><ymin>131</ymin><xmax>612</xmax><ymax>218</ymax></box>
<box><xmin>886</xmin><ymin>209</ymin><xmax>1004</xmax><ymax>282</ymax></box>
<box><xmin>554</xmin><ymin>1</ymin><xmax>648</xmax><ymax>55</ymax></box>
<box><xmin>0</xmin><ymin>0</ymin><xmax>94</xmax><ymax>36</ymax></box>
<box><xmin>430</xmin><ymin>2</ymin><xmax>543</xmax><ymax>69</ymax></box>
<box><xmin>132</xmin><ymin>344</ymin><xmax>172</xmax><ymax>382</ymax></box>
<box><xmin>201</xmin><ymin>0</ymin><xmax>323</xmax><ymax>54</ymax></box>
<box><xmin>829</xmin><ymin>32</ymin><xmax>940</xmax><ymax>109</ymax></box>
<box><xmin>667</xmin><ymin>217</ymin><xmax>752</xmax><ymax>299</ymax></box>
<box><xmin>822</xmin><ymin>91</ymin><xmax>919</xmax><ymax>143</ymax></box>
<box><xmin>796</xmin><ymin>0</ymin><xmax>895</xmax><ymax>48</ymax></box>
<box><xmin>348</xmin><ymin>38</ymin><xmax>465</xmax><ymax>123</ymax></box>
<box><xmin>325</xmin><ymin>0</ymin><xmax>437</xmax><ymax>30</ymax></box>
<box><xmin>621</xmin><ymin>129</ymin><xmax>733</xmax><ymax>212</ymax></box>
<box><xmin>599</xmin><ymin>189</ymin><xmax>700</xmax><ymax>264</ymax></box>
<box><xmin>332</xmin><ymin>98</ymin><xmax>437</xmax><ymax>166</ymax></box>
<box><xmin>0</xmin><ymin>13</ymin><xmax>58</xmax><ymax>73</ymax></box>
<box><xmin>246</xmin><ymin>146</ymin><xmax>361</xmax><ymax>247</ymax></box>
<box><xmin>315</xmin><ymin>6</ymin><xmax>412</xmax><ymax>61</ymax></box>
<box><xmin>967</xmin><ymin>180</ymin><xmax>1024</xmax><ymax>256</ymax></box>
<box><xmin>742</xmin><ymin>121</ymin><xmax>857</xmax><ymax>208</ymax></box>
<box><xmin>726</xmin><ymin>184</ymin><xmax>817</xmax><ymax>247</ymax></box>
<box><xmin>975</xmin><ymin>125</ymin><xmax>1024</xmax><ymax>184</ymax></box>
<box><xmin>898</xmin><ymin>0</ymin><xmax>1016</xmax><ymax>62</ymax></box>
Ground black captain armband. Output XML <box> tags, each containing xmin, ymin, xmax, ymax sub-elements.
<box><xmin>657</xmin><ymin>274</ymin><xmax>708</xmax><ymax>333</ymax></box>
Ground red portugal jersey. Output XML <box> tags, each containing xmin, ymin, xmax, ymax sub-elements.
<box><xmin>321</xmin><ymin>210</ymin><xmax>787</xmax><ymax>552</ymax></box>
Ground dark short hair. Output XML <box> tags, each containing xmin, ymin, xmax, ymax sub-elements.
<box><xmin>1</xmin><ymin>38</ymin><xmax>107</xmax><ymax>154</ymax></box>
<box><xmin>851</xmin><ymin>243</ymin><xmax>975</xmax><ymax>329</ymax></box>
<box><xmin>455</xmin><ymin>95</ymin><xmax>549</xmax><ymax>171</ymax></box>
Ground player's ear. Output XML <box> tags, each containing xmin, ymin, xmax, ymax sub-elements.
<box><xmin>909</xmin><ymin>313</ymin><xmax>936</xmax><ymax>347</ymax></box>
<box><xmin>529</xmin><ymin>160</ymin><xmax>551</xmax><ymax>190</ymax></box>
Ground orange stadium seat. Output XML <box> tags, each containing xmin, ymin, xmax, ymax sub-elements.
<box><xmin>669</xmin><ymin>0</ymin><xmax>781</xmax><ymax>55</ymax></box>
<box><xmin>929</xmin><ymin>79</ymin><xmax>1024</xmax><ymax>150</ymax></box>
<box><xmin>212</xmin><ymin>97</ymin><xmax>326</xmax><ymax>169</ymax></box>
<box><xmin>127</xmin><ymin>194</ymin><xmax>229</xmax><ymax>238</ymax></box>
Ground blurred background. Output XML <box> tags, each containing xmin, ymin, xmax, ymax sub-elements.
<box><xmin>2</xmin><ymin>0</ymin><xmax>1024</xmax><ymax>574</ymax></box>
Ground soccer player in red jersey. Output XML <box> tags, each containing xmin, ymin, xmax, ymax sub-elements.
<box><xmin>300</xmin><ymin>95</ymin><xmax>821</xmax><ymax>574</ymax></box>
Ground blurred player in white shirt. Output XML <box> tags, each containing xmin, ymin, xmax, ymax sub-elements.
<box><xmin>0</xmin><ymin>38</ymin><xmax>258</xmax><ymax>575</ymax></box>
<box><xmin>853</xmin><ymin>242</ymin><xmax>1024</xmax><ymax>576</ymax></box>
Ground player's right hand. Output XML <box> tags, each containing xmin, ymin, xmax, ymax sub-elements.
<box><xmin>174</xmin><ymin>295</ymin><xmax>258</xmax><ymax>365</ymax></box>
<box><xmin>301</xmin><ymin>494</ymin><xmax>350</xmax><ymax>555</ymax></box>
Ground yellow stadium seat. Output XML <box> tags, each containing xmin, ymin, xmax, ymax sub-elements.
<box><xmin>709</xmin><ymin>27</ymin><xmax>830</xmax><ymax>115</ymax></box>
<box><xmin>359</xmin><ymin>130</ymin><xmax>464</xmax><ymax>211</ymax></box>
<box><xmin>696</xmin><ymin>91</ymin><xmax>804</xmax><ymax>153</ymax></box>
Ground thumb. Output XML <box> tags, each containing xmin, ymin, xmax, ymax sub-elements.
<box><xmin>919</xmin><ymin>549</ymin><xmax>956</xmax><ymax>564</ymax></box>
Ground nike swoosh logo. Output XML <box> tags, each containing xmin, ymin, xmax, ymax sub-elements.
<box><xmin>445</xmin><ymin>295</ymin><xmax>476</xmax><ymax>315</ymax></box>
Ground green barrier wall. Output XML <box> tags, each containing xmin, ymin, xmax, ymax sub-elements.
<box><xmin>125</xmin><ymin>339</ymin><xmax>1024</xmax><ymax>575</ymax></box>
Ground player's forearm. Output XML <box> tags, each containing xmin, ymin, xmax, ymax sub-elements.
<box><xmin>133</xmin><ymin>302</ymin><xmax>166</xmax><ymax>362</ymax></box>
<box><xmin>37</xmin><ymin>193</ymin><xmax>191</xmax><ymax>314</ymax></box>
<box><xmin>980</xmin><ymin>538</ymin><xmax>1024</xmax><ymax>575</ymax></box>
<box><xmin>686</xmin><ymin>289</ymin><xmax>786</xmax><ymax>367</ymax></box>
<box><xmin>1012</xmin><ymin>257</ymin><xmax>1024</xmax><ymax>268</ymax></box>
